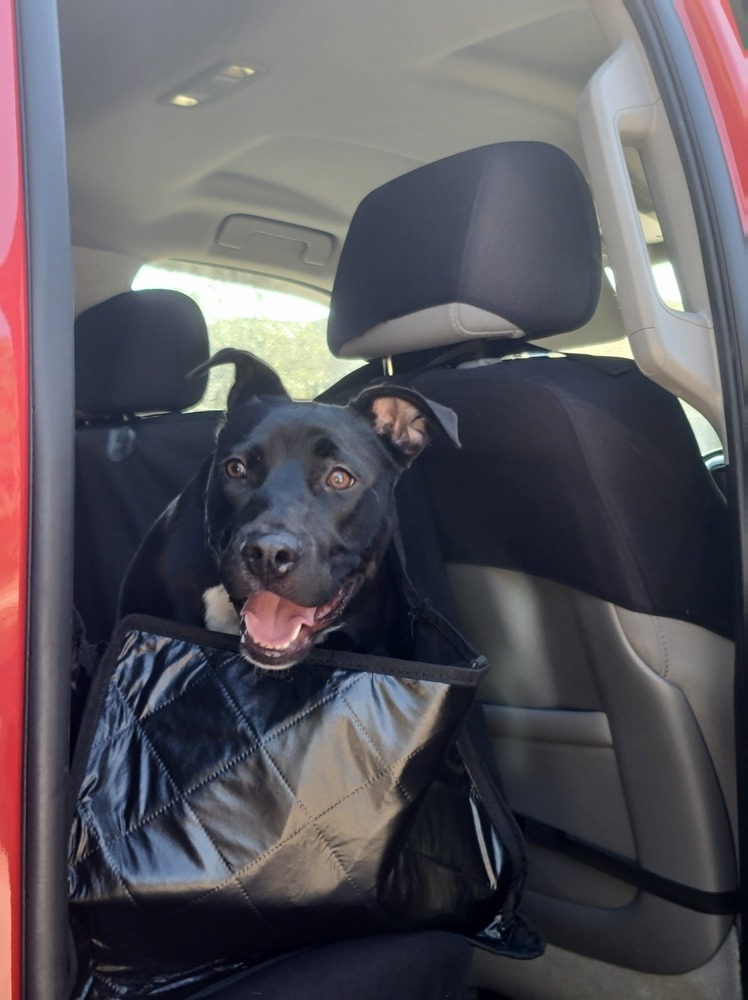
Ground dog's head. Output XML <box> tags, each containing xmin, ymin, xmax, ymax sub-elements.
<box><xmin>192</xmin><ymin>349</ymin><xmax>458</xmax><ymax>670</ymax></box>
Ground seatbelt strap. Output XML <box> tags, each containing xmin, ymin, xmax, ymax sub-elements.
<box><xmin>519</xmin><ymin>814</ymin><xmax>740</xmax><ymax>915</ymax></box>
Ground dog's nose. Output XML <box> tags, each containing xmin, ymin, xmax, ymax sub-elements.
<box><xmin>241</xmin><ymin>531</ymin><xmax>301</xmax><ymax>580</ymax></box>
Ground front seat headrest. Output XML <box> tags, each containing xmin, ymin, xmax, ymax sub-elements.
<box><xmin>75</xmin><ymin>288</ymin><xmax>210</xmax><ymax>418</ymax></box>
<box><xmin>328</xmin><ymin>141</ymin><xmax>601</xmax><ymax>359</ymax></box>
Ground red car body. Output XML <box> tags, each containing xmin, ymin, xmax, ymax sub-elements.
<box><xmin>0</xmin><ymin>1</ymin><xmax>745</xmax><ymax>997</ymax></box>
<box><xmin>676</xmin><ymin>0</ymin><xmax>747</xmax><ymax>229</ymax></box>
<box><xmin>0</xmin><ymin>1</ymin><xmax>29</xmax><ymax>994</ymax></box>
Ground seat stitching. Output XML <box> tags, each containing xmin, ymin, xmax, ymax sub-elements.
<box><xmin>84</xmin><ymin>683</ymin><xmax>280</xmax><ymax>937</ymax></box>
<box><xmin>171</xmin><ymin>730</ymin><xmax>447</xmax><ymax>916</ymax></box>
<box><xmin>74</xmin><ymin>670</ymin><xmax>368</xmax><ymax>862</ymax></box>
<box><xmin>341</xmin><ymin>694</ymin><xmax>415</xmax><ymax>804</ymax></box>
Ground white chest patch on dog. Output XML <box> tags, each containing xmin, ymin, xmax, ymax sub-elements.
<box><xmin>202</xmin><ymin>584</ymin><xmax>241</xmax><ymax>635</ymax></box>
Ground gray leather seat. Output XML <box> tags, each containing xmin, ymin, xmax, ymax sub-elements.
<box><xmin>326</xmin><ymin>142</ymin><xmax>736</xmax><ymax>976</ymax></box>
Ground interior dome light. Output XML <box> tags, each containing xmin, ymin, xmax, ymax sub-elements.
<box><xmin>160</xmin><ymin>61</ymin><xmax>262</xmax><ymax>108</ymax></box>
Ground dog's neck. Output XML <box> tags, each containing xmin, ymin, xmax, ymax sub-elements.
<box><xmin>202</xmin><ymin>584</ymin><xmax>242</xmax><ymax>635</ymax></box>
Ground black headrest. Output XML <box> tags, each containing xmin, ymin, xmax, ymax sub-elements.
<box><xmin>328</xmin><ymin>142</ymin><xmax>601</xmax><ymax>359</ymax></box>
<box><xmin>75</xmin><ymin>289</ymin><xmax>210</xmax><ymax>418</ymax></box>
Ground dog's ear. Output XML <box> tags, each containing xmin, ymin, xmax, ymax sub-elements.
<box><xmin>190</xmin><ymin>348</ymin><xmax>288</xmax><ymax>411</ymax></box>
<box><xmin>350</xmin><ymin>384</ymin><xmax>459</xmax><ymax>466</ymax></box>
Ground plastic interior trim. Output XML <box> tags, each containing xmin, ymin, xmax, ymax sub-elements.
<box><xmin>578</xmin><ymin>19</ymin><xmax>726</xmax><ymax>446</ymax></box>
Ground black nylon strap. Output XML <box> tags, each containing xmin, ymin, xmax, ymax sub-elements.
<box><xmin>457</xmin><ymin>712</ymin><xmax>529</xmax><ymax>904</ymax></box>
<box><xmin>314</xmin><ymin>341</ymin><xmax>500</xmax><ymax>406</ymax></box>
<box><xmin>520</xmin><ymin>814</ymin><xmax>740</xmax><ymax>916</ymax></box>
<box><xmin>304</xmin><ymin>645</ymin><xmax>486</xmax><ymax>685</ymax></box>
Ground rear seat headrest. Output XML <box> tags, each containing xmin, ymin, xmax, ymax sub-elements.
<box><xmin>75</xmin><ymin>289</ymin><xmax>210</xmax><ymax>418</ymax></box>
<box><xmin>328</xmin><ymin>141</ymin><xmax>601</xmax><ymax>360</ymax></box>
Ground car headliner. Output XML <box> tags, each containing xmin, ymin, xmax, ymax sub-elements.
<box><xmin>58</xmin><ymin>0</ymin><xmax>614</xmax><ymax>298</ymax></box>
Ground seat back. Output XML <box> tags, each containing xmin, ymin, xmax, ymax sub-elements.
<box><xmin>327</xmin><ymin>142</ymin><xmax>736</xmax><ymax>976</ymax></box>
<box><xmin>74</xmin><ymin>289</ymin><xmax>219</xmax><ymax>642</ymax></box>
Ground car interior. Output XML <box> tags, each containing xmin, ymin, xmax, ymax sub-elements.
<box><xmin>47</xmin><ymin>0</ymin><xmax>744</xmax><ymax>996</ymax></box>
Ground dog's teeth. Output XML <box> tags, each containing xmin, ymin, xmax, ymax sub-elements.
<box><xmin>246</xmin><ymin>621</ymin><xmax>302</xmax><ymax>652</ymax></box>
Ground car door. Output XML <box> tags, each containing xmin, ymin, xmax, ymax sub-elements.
<box><xmin>0</xmin><ymin>0</ymin><xmax>74</xmax><ymax>996</ymax></box>
<box><xmin>0</xmin><ymin>0</ymin><xmax>31</xmax><ymax>993</ymax></box>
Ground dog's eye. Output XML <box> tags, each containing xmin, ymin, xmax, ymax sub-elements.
<box><xmin>225</xmin><ymin>458</ymin><xmax>247</xmax><ymax>479</ymax></box>
<box><xmin>326</xmin><ymin>467</ymin><xmax>356</xmax><ymax>490</ymax></box>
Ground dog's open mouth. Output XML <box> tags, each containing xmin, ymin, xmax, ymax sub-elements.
<box><xmin>238</xmin><ymin>583</ymin><xmax>353</xmax><ymax>669</ymax></box>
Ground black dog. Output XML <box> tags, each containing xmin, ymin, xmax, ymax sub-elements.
<box><xmin>119</xmin><ymin>349</ymin><xmax>458</xmax><ymax>670</ymax></box>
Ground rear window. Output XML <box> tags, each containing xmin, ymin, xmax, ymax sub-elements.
<box><xmin>132</xmin><ymin>261</ymin><xmax>361</xmax><ymax>406</ymax></box>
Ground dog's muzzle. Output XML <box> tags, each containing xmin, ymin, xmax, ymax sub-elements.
<box><xmin>238</xmin><ymin>581</ymin><xmax>355</xmax><ymax>670</ymax></box>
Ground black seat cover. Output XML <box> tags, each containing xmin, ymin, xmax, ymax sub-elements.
<box><xmin>411</xmin><ymin>354</ymin><xmax>731</xmax><ymax>639</ymax></box>
<box><xmin>74</xmin><ymin>289</ymin><xmax>218</xmax><ymax>642</ymax></box>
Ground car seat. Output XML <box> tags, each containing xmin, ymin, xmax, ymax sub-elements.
<box><xmin>74</xmin><ymin>288</ymin><xmax>219</xmax><ymax>643</ymax></box>
<box><xmin>327</xmin><ymin>141</ymin><xmax>737</xmax><ymax>977</ymax></box>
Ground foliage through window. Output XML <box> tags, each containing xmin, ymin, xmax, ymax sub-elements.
<box><xmin>132</xmin><ymin>262</ymin><xmax>362</xmax><ymax>408</ymax></box>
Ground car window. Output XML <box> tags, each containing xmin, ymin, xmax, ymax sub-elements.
<box><xmin>728</xmin><ymin>0</ymin><xmax>747</xmax><ymax>44</ymax></box>
<box><xmin>622</xmin><ymin>147</ymin><xmax>687</xmax><ymax>313</ymax></box>
<box><xmin>132</xmin><ymin>261</ymin><xmax>362</xmax><ymax>406</ymax></box>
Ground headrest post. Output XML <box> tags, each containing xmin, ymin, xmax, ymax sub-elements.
<box><xmin>383</xmin><ymin>356</ymin><xmax>394</xmax><ymax>377</ymax></box>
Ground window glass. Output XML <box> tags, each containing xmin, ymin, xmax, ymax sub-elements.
<box><xmin>728</xmin><ymin>1</ymin><xmax>747</xmax><ymax>46</ymax></box>
<box><xmin>622</xmin><ymin>147</ymin><xmax>687</xmax><ymax>313</ymax></box>
<box><xmin>603</xmin><ymin>262</ymin><xmax>683</xmax><ymax>312</ymax></box>
<box><xmin>132</xmin><ymin>261</ymin><xmax>362</xmax><ymax>407</ymax></box>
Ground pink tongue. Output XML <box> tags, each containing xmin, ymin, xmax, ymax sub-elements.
<box><xmin>241</xmin><ymin>591</ymin><xmax>317</xmax><ymax>648</ymax></box>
